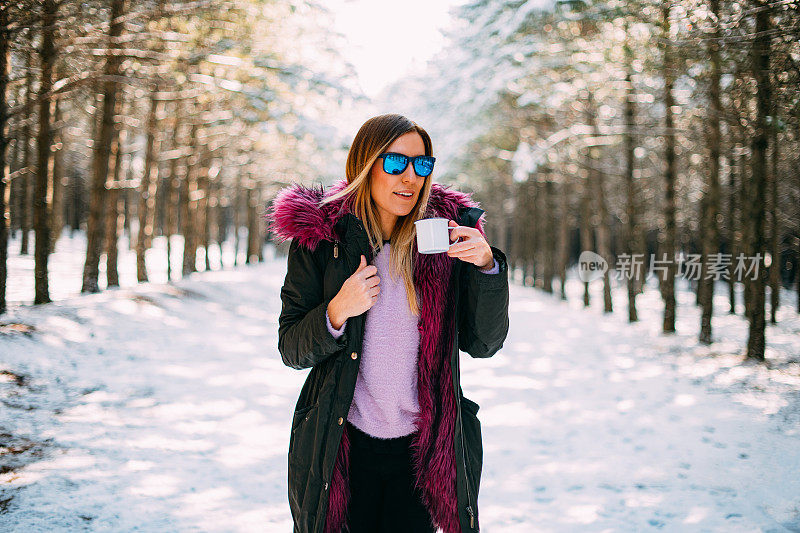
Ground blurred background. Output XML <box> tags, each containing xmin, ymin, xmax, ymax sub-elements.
<box><xmin>2</xmin><ymin>0</ymin><xmax>799</xmax><ymax>360</ymax></box>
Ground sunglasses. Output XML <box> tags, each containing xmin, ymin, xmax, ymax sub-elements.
<box><xmin>376</xmin><ymin>152</ymin><xmax>436</xmax><ymax>178</ymax></box>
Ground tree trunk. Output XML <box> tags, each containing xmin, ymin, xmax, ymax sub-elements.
<box><xmin>740</xmin><ymin>134</ymin><xmax>752</xmax><ymax>315</ymax></box>
<box><xmin>197</xmin><ymin>147</ymin><xmax>210</xmax><ymax>271</ymax></box>
<box><xmin>768</xmin><ymin>83</ymin><xmax>779</xmax><ymax>324</ymax></box>
<box><xmin>542</xmin><ymin>175</ymin><xmax>555</xmax><ymax>293</ymax></box>
<box><xmin>746</xmin><ymin>1</ymin><xmax>770</xmax><ymax>361</ymax></box>
<box><xmin>181</xmin><ymin>120</ymin><xmax>199</xmax><ymax>276</ymax></box>
<box><xmin>165</xmin><ymin>101</ymin><xmax>182</xmax><ymax>282</ymax></box>
<box><xmin>104</xmin><ymin>99</ymin><xmax>126</xmax><ymax>289</ymax></box>
<box><xmin>0</xmin><ymin>5</ymin><xmax>9</xmax><ymax>315</ymax></box>
<box><xmin>49</xmin><ymin>96</ymin><xmax>64</xmax><ymax>254</ymax></box>
<box><xmin>587</xmin><ymin>93</ymin><xmax>612</xmax><ymax>313</ymax></box>
<box><xmin>557</xmin><ymin>177</ymin><xmax>570</xmax><ymax>300</ymax></box>
<box><xmin>699</xmin><ymin>0</ymin><xmax>722</xmax><ymax>344</ymax></box>
<box><xmin>661</xmin><ymin>0</ymin><xmax>677</xmax><ymax>333</ymax></box>
<box><xmin>136</xmin><ymin>84</ymin><xmax>162</xmax><ymax>282</ymax></box>
<box><xmin>533</xmin><ymin>179</ymin><xmax>544</xmax><ymax>289</ymax></box>
<box><xmin>81</xmin><ymin>0</ymin><xmax>127</xmax><ymax>293</ymax></box>
<box><xmin>796</xmin><ymin>123</ymin><xmax>800</xmax><ymax>314</ymax></box>
<box><xmin>725</xmin><ymin>148</ymin><xmax>737</xmax><ymax>315</ymax></box>
<box><xmin>233</xmin><ymin>170</ymin><xmax>242</xmax><ymax>267</ymax></box>
<box><xmin>623</xmin><ymin>21</ymin><xmax>639</xmax><ymax>322</ymax></box>
<box><xmin>246</xmin><ymin>184</ymin><xmax>261</xmax><ymax>264</ymax></box>
<box><xmin>33</xmin><ymin>0</ymin><xmax>57</xmax><ymax>305</ymax></box>
<box><xmin>8</xmin><ymin>85</ymin><xmax>21</xmax><ymax>239</ymax></box>
<box><xmin>19</xmin><ymin>33</ymin><xmax>33</xmax><ymax>256</ymax></box>
<box><xmin>214</xmin><ymin>176</ymin><xmax>225</xmax><ymax>268</ymax></box>
<box><xmin>579</xmin><ymin>168</ymin><xmax>592</xmax><ymax>307</ymax></box>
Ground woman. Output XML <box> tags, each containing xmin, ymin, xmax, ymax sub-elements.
<box><xmin>265</xmin><ymin>114</ymin><xmax>509</xmax><ymax>533</ymax></box>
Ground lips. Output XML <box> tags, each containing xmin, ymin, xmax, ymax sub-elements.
<box><xmin>394</xmin><ymin>191</ymin><xmax>414</xmax><ymax>199</ymax></box>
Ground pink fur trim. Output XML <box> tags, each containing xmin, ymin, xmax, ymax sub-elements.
<box><xmin>324</xmin><ymin>424</ymin><xmax>351</xmax><ymax>533</ymax></box>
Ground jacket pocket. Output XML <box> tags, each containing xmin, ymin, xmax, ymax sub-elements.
<box><xmin>460</xmin><ymin>396</ymin><xmax>483</xmax><ymax>500</ymax></box>
<box><xmin>289</xmin><ymin>402</ymin><xmax>318</xmax><ymax>454</ymax></box>
<box><xmin>288</xmin><ymin>402</ymin><xmax>320</xmax><ymax>515</ymax></box>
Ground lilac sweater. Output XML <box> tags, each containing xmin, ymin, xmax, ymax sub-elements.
<box><xmin>325</xmin><ymin>242</ymin><xmax>499</xmax><ymax>439</ymax></box>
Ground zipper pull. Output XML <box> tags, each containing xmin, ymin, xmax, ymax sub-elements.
<box><xmin>467</xmin><ymin>505</ymin><xmax>474</xmax><ymax>529</ymax></box>
<box><xmin>333</xmin><ymin>242</ymin><xmax>338</xmax><ymax>259</ymax></box>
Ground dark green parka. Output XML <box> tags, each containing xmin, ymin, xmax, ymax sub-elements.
<box><xmin>266</xmin><ymin>178</ymin><xmax>510</xmax><ymax>533</ymax></box>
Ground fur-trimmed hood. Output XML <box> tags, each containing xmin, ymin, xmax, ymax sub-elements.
<box><xmin>264</xmin><ymin>177</ymin><xmax>486</xmax><ymax>251</ymax></box>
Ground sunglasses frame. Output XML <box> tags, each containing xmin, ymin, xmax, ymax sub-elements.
<box><xmin>376</xmin><ymin>152</ymin><xmax>436</xmax><ymax>178</ymax></box>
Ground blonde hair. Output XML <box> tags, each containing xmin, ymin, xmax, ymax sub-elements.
<box><xmin>320</xmin><ymin>114</ymin><xmax>434</xmax><ymax>316</ymax></box>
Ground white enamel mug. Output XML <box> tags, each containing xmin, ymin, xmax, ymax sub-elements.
<box><xmin>414</xmin><ymin>217</ymin><xmax>457</xmax><ymax>254</ymax></box>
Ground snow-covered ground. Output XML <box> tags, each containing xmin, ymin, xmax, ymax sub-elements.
<box><xmin>2</xmin><ymin>230</ymin><xmax>799</xmax><ymax>532</ymax></box>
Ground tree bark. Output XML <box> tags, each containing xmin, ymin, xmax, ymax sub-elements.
<box><xmin>81</xmin><ymin>0</ymin><xmax>127</xmax><ymax>293</ymax></box>
<box><xmin>197</xmin><ymin>146</ymin><xmax>210</xmax><ymax>271</ymax></box>
<box><xmin>699</xmin><ymin>0</ymin><xmax>722</xmax><ymax>344</ymax></box>
<box><xmin>136</xmin><ymin>84</ymin><xmax>162</xmax><ymax>282</ymax></box>
<box><xmin>725</xmin><ymin>147</ymin><xmax>737</xmax><ymax>315</ymax></box>
<box><xmin>746</xmin><ymin>0</ymin><xmax>770</xmax><ymax>361</ymax></box>
<box><xmin>661</xmin><ymin>0</ymin><xmax>677</xmax><ymax>333</ymax></box>
<box><xmin>8</xmin><ymin>86</ymin><xmax>20</xmax><ymax>239</ymax></box>
<box><xmin>587</xmin><ymin>93</ymin><xmax>612</xmax><ymax>313</ymax></box>
<box><xmin>19</xmin><ymin>31</ymin><xmax>33</xmax><ymax>256</ymax></box>
<box><xmin>233</xmin><ymin>169</ymin><xmax>242</xmax><ymax>267</ymax></box>
<box><xmin>796</xmin><ymin>123</ymin><xmax>800</xmax><ymax>314</ymax></box>
<box><xmin>181</xmin><ymin>120</ymin><xmax>199</xmax><ymax>276</ymax></box>
<box><xmin>104</xmin><ymin>97</ymin><xmax>126</xmax><ymax>289</ymax></box>
<box><xmin>623</xmin><ymin>21</ymin><xmax>639</xmax><ymax>322</ymax></box>
<box><xmin>768</xmin><ymin>79</ymin><xmax>779</xmax><ymax>324</ymax></box>
<box><xmin>557</xmin><ymin>177</ymin><xmax>570</xmax><ymax>300</ymax></box>
<box><xmin>542</xmin><ymin>174</ymin><xmax>555</xmax><ymax>293</ymax></box>
<box><xmin>33</xmin><ymin>0</ymin><xmax>57</xmax><ymax>305</ymax></box>
<box><xmin>0</xmin><ymin>4</ymin><xmax>8</xmax><ymax>315</ymax></box>
<box><xmin>245</xmin><ymin>184</ymin><xmax>261</xmax><ymax>264</ymax></box>
<box><xmin>49</xmin><ymin>95</ymin><xmax>64</xmax><ymax>254</ymax></box>
<box><xmin>165</xmin><ymin>100</ymin><xmax>182</xmax><ymax>282</ymax></box>
<box><xmin>579</xmin><ymin>166</ymin><xmax>592</xmax><ymax>306</ymax></box>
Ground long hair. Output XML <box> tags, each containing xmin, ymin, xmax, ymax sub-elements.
<box><xmin>320</xmin><ymin>113</ymin><xmax>434</xmax><ymax>316</ymax></box>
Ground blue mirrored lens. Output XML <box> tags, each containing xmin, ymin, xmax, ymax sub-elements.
<box><xmin>413</xmin><ymin>157</ymin><xmax>434</xmax><ymax>177</ymax></box>
<box><xmin>383</xmin><ymin>154</ymin><xmax>408</xmax><ymax>175</ymax></box>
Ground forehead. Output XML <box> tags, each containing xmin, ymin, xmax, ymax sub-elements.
<box><xmin>386</xmin><ymin>131</ymin><xmax>425</xmax><ymax>156</ymax></box>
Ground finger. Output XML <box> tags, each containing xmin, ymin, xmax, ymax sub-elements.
<box><xmin>447</xmin><ymin>241</ymin><xmax>478</xmax><ymax>254</ymax></box>
<box><xmin>448</xmin><ymin>220</ymin><xmax>460</xmax><ymax>242</ymax></box>
<box><xmin>356</xmin><ymin>255</ymin><xmax>366</xmax><ymax>271</ymax></box>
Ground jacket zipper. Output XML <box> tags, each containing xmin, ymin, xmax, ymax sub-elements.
<box><xmin>455</xmin><ymin>280</ymin><xmax>476</xmax><ymax>530</ymax></box>
<box><xmin>333</xmin><ymin>241</ymin><xmax>338</xmax><ymax>258</ymax></box>
<box><xmin>458</xmin><ymin>379</ymin><xmax>475</xmax><ymax>529</ymax></box>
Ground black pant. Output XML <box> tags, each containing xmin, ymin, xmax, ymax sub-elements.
<box><xmin>345</xmin><ymin>422</ymin><xmax>436</xmax><ymax>533</ymax></box>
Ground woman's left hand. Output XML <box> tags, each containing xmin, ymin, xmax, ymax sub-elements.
<box><xmin>447</xmin><ymin>220</ymin><xmax>494</xmax><ymax>269</ymax></box>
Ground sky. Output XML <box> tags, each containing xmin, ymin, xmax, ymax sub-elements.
<box><xmin>327</xmin><ymin>0</ymin><xmax>465</xmax><ymax>98</ymax></box>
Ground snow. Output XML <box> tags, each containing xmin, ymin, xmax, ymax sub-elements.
<box><xmin>2</xmin><ymin>230</ymin><xmax>799</xmax><ymax>532</ymax></box>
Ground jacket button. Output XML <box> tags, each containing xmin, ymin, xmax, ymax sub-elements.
<box><xmin>351</xmin><ymin>351</ymin><xmax>358</xmax><ymax>360</ymax></box>
<box><xmin>338</xmin><ymin>417</ymin><xmax>344</xmax><ymax>425</ymax></box>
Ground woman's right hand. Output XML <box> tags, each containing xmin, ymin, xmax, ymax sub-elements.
<box><xmin>328</xmin><ymin>255</ymin><xmax>380</xmax><ymax>327</ymax></box>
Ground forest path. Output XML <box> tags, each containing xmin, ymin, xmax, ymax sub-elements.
<box><xmin>1</xmin><ymin>253</ymin><xmax>799</xmax><ymax>532</ymax></box>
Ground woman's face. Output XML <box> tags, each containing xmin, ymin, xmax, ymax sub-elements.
<box><xmin>369</xmin><ymin>131</ymin><xmax>427</xmax><ymax>236</ymax></box>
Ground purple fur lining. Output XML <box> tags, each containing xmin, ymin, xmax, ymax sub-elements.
<box><xmin>265</xmin><ymin>178</ymin><xmax>486</xmax><ymax>533</ymax></box>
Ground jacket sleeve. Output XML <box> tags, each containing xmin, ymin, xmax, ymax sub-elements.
<box><xmin>457</xmin><ymin>245</ymin><xmax>510</xmax><ymax>358</ymax></box>
<box><xmin>278</xmin><ymin>238</ymin><xmax>349</xmax><ymax>369</ymax></box>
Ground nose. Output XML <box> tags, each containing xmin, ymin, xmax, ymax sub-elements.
<box><xmin>401</xmin><ymin>163</ymin><xmax>418</xmax><ymax>183</ymax></box>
